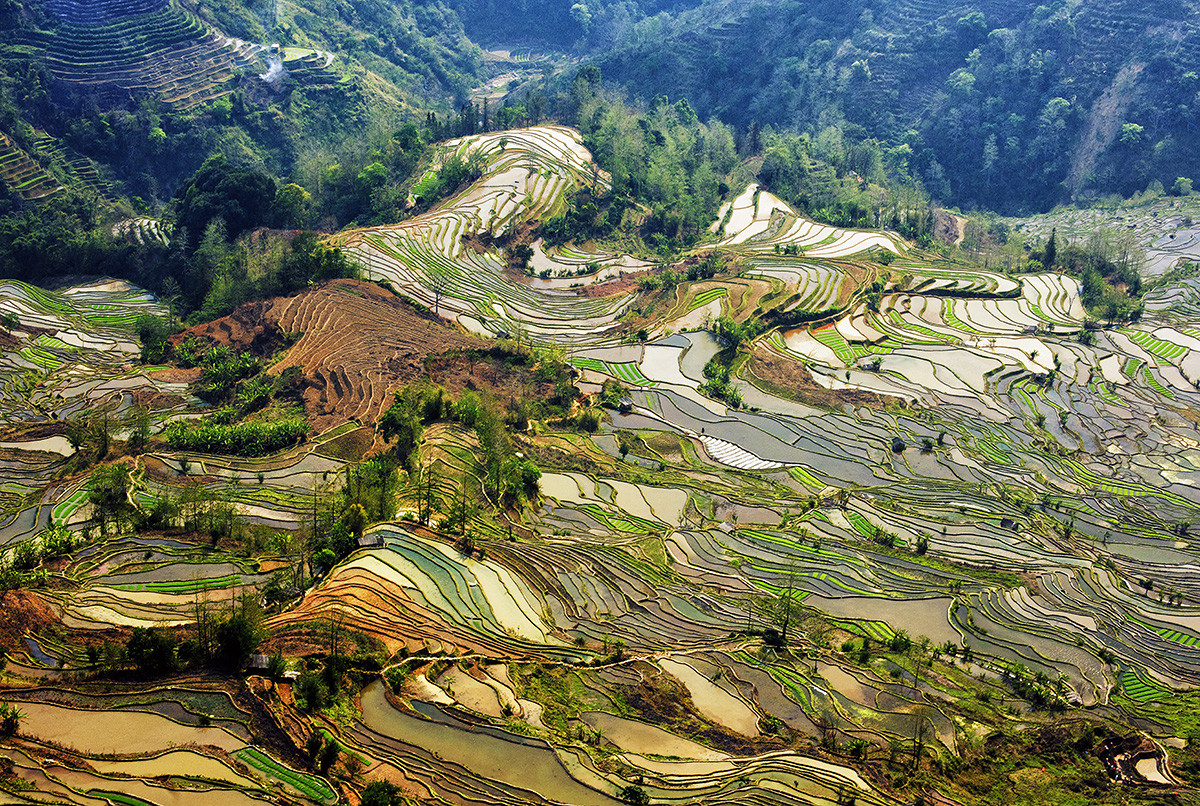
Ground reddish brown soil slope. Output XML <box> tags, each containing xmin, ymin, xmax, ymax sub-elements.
<box><xmin>180</xmin><ymin>280</ymin><xmax>487</xmax><ymax>431</ymax></box>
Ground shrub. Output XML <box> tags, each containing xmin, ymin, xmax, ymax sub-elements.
<box><xmin>576</xmin><ymin>408</ymin><xmax>601</xmax><ymax>432</ymax></box>
<box><xmin>126</xmin><ymin>627</ymin><xmax>178</xmax><ymax>676</ymax></box>
<box><xmin>0</xmin><ymin>703</ymin><xmax>23</xmax><ymax>735</ymax></box>
<box><xmin>362</xmin><ymin>781</ymin><xmax>406</xmax><ymax>806</ymax></box>
<box><xmin>162</xmin><ymin>418</ymin><xmax>308</xmax><ymax>456</ymax></box>
<box><xmin>295</xmin><ymin>672</ymin><xmax>328</xmax><ymax>711</ymax></box>
<box><xmin>620</xmin><ymin>785</ymin><xmax>650</xmax><ymax>806</ymax></box>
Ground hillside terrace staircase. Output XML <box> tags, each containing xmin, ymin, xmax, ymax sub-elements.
<box><xmin>22</xmin><ymin>0</ymin><xmax>334</xmax><ymax>110</ymax></box>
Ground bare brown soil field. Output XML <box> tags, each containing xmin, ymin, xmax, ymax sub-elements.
<box><xmin>178</xmin><ymin>280</ymin><xmax>488</xmax><ymax>431</ymax></box>
<box><xmin>834</xmin><ymin>262</ymin><xmax>874</xmax><ymax>307</ymax></box>
<box><xmin>0</xmin><ymin>590</ymin><xmax>58</xmax><ymax>652</ymax></box>
<box><xmin>147</xmin><ymin>367</ymin><xmax>201</xmax><ymax>383</ymax></box>
<box><xmin>744</xmin><ymin>348</ymin><xmax>902</xmax><ymax>411</ymax></box>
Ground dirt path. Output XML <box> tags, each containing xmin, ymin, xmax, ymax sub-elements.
<box><xmin>952</xmin><ymin>214</ymin><xmax>966</xmax><ymax>246</ymax></box>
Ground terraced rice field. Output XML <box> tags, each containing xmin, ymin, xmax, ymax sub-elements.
<box><xmin>340</xmin><ymin>126</ymin><xmax>639</xmax><ymax>343</ymax></box>
<box><xmin>714</xmin><ymin>184</ymin><xmax>904</xmax><ymax>258</ymax></box>
<box><xmin>19</xmin><ymin>0</ymin><xmax>335</xmax><ymax>110</ymax></box>
<box><xmin>0</xmin><ymin>279</ymin><xmax>178</xmax><ymax>427</ymax></box>
<box><xmin>1006</xmin><ymin>195</ymin><xmax>1200</xmax><ymax>277</ymax></box>
<box><xmin>178</xmin><ymin>278</ymin><xmax>486</xmax><ymax>430</ymax></box>
<box><xmin>0</xmin><ymin>131</ymin><xmax>64</xmax><ymax>200</ymax></box>
<box><xmin>0</xmin><ymin>696</ymin><xmax>317</xmax><ymax>806</ymax></box>
<box><xmin>4</xmin><ymin>125</ymin><xmax>1200</xmax><ymax>805</ymax></box>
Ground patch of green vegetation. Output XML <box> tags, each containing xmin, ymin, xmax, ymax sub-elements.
<box><xmin>86</xmin><ymin>792</ymin><xmax>155</xmax><ymax>806</ymax></box>
<box><xmin>235</xmin><ymin>747</ymin><xmax>336</xmax><ymax>802</ymax></box>
<box><xmin>162</xmin><ymin>418</ymin><xmax>308</xmax><ymax>457</ymax></box>
<box><xmin>511</xmin><ymin>664</ymin><xmax>589</xmax><ymax>734</ymax></box>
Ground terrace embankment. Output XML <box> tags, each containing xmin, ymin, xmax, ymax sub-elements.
<box><xmin>177</xmin><ymin>279</ymin><xmax>488</xmax><ymax>431</ymax></box>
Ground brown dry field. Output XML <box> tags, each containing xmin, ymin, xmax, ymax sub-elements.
<box><xmin>834</xmin><ymin>261</ymin><xmax>874</xmax><ymax>307</ymax></box>
<box><xmin>0</xmin><ymin>590</ymin><xmax>58</xmax><ymax>652</ymax></box>
<box><xmin>745</xmin><ymin>347</ymin><xmax>901</xmax><ymax>411</ymax></box>
<box><xmin>178</xmin><ymin>280</ymin><xmax>488</xmax><ymax>432</ymax></box>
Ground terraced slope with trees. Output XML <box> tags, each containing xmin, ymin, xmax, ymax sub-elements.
<box><xmin>0</xmin><ymin>132</ymin><xmax>62</xmax><ymax>201</ymax></box>
<box><xmin>3</xmin><ymin>122</ymin><xmax>1200</xmax><ymax>806</ymax></box>
<box><xmin>0</xmin><ymin>0</ymin><xmax>482</xmax><ymax>209</ymax></box>
<box><xmin>15</xmin><ymin>0</ymin><xmax>273</xmax><ymax>110</ymax></box>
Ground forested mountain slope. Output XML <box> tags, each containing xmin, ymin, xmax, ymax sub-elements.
<box><xmin>0</xmin><ymin>0</ymin><xmax>481</xmax><ymax>203</ymax></box>
<box><xmin>571</xmin><ymin>0</ymin><xmax>1200</xmax><ymax>212</ymax></box>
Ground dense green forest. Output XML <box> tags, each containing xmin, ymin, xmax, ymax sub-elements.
<box><xmin>0</xmin><ymin>46</ymin><xmax>937</xmax><ymax>318</ymax></box>
<box><xmin>444</xmin><ymin>0</ymin><xmax>701</xmax><ymax>52</ymax></box>
<box><xmin>7</xmin><ymin>0</ymin><xmax>1198</xmax><ymax>220</ymax></box>
<box><xmin>516</xmin><ymin>0</ymin><xmax>1200</xmax><ymax>213</ymax></box>
<box><xmin>0</xmin><ymin>0</ymin><xmax>481</xmax><ymax>206</ymax></box>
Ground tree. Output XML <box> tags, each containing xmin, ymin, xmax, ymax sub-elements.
<box><xmin>68</xmin><ymin>409</ymin><xmax>115</xmax><ymax>461</ymax></box>
<box><xmin>273</xmin><ymin>183</ymin><xmax>314</xmax><ymax>228</ymax></box>
<box><xmin>319</xmin><ymin>738</ymin><xmax>340</xmax><ymax>774</ymax></box>
<box><xmin>342</xmin><ymin>503</ymin><xmax>368</xmax><ymax>539</ymax></box>
<box><xmin>306</xmin><ymin>732</ymin><xmax>324</xmax><ymax>763</ymax></box>
<box><xmin>448</xmin><ymin>481</ymin><xmax>475</xmax><ymax>534</ymax></box>
<box><xmin>126</xmin><ymin>407</ymin><xmax>152</xmax><ymax>455</ymax></box>
<box><xmin>126</xmin><ymin>627</ymin><xmax>178</xmax><ymax>675</ymax></box>
<box><xmin>378</xmin><ymin>392</ymin><xmax>424</xmax><ymax>470</ymax></box>
<box><xmin>216</xmin><ymin>610</ymin><xmax>261</xmax><ymax>669</ymax></box>
<box><xmin>296</xmin><ymin>672</ymin><xmax>328</xmax><ymax>712</ymax></box>
<box><xmin>620</xmin><ymin>785</ymin><xmax>651</xmax><ymax>806</ymax></box>
<box><xmin>762</xmin><ymin>561</ymin><xmax>803</xmax><ymax>645</ymax></box>
<box><xmin>87</xmin><ymin>463</ymin><xmax>134</xmax><ymax>535</ymax></box>
<box><xmin>430</xmin><ymin>271</ymin><xmax>450</xmax><ymax>316</ymax></box>
<box><xmin>911</xmin><ymin>708</ymin><xmax>932</xmax><ymax>770</ymax></box>
<box><xmin>0</xmin><ymin>703</ymin><xmax>23</xmax><ymax>735</ymax></box>
<box><xmin>361</xmin><ymin>781</ymin><xmax>406</xmax><ymax>806</ymax></box>
<box><xmin>137</xmin><ymin>315</ymin><xmax>175</xmax><ymax>364</ymax></box>
<box><xmin>267</xmin><ymin>650</ymin><xmax>288</xmax><ymax>680</ymax></box>
<box><xmin>1172</xmin><ymin>177</ymin><xmax>1194</xmax><ymax>196</ymax></box>
<box><xmin>173</xmin><ymin>154</ymin><xmax>277</xmax><ymax>249</ymax></box>
<box><xmin>1118</xmin><ymin>122</ymin><xmax>1144</xmax><ymax>146</ymax></box>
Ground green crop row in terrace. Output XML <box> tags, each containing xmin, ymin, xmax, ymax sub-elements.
<box><xmin>810</xmin><ymin>325</ymin><xmax>853</xmax><ymax>364</ymax></box>
<box><xmin>115</xmin><ymin>574</ymin><xmax>241</xmax><ymax>593</ymax></box>
<box><xmin>787</xmin><ymin>465</ymin><xmax>824</xmax><ymax>490</ymax></box>
<box><xmin>235</xmin><ymin>748</ymin><xmax>335</xmax><ymax>802</ymax></box>
<box><xmin>51</xmin><ymin>489</ymin><xmax>89</xmax><ymax>526</ymax></box>
<box><xmin>688</xmin><ymin>287</ymin><xmax>727</xmax><ymax>310</ymax></box>
<box><xmin>16</xmin><ymin>346</ymin><xmax>63</xmax><ymax>369</ymax></box>
<box><xmin>1118</xmin><ymin>669</ymin><xmax>1169</xmax><ymax>703</ymax></box>
<box><xmin>940</xmin><ymin>304</ymin><xmax>980</xmax><ymax>335</ymax></box>
<box><xmin>1154</xmin><ymin>627</ymin><xmax>1200</xmax><ymax>648</ymax></box>
<box><xmin>830</xmin><ymin>617</ymin><xmax>895</xmax><ymax>642</ymax></box>
<box><xmin>87</xmin><ymin>791</ymin><xmax>154</xmax><ymax>806</ymax></box>
<box><xmin>1141</xmin><ymin>366</ymin><xmax>1175</xmax><ymax>398</ymax></box>
<box><xmin>1121</xmin><ymin>328</ymin><xmax>1188</xmax><ymax>361</ymax></box>
<box><xmin>567</xmin><ymin>356</ymin><xmax>656</xmax><ymax>385</ymax></box>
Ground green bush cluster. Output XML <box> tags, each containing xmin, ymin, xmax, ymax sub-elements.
<box><xmin>162</xmin><ymin>418</ymin><xmax>308</xmax><ymax>456</ymax></box>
